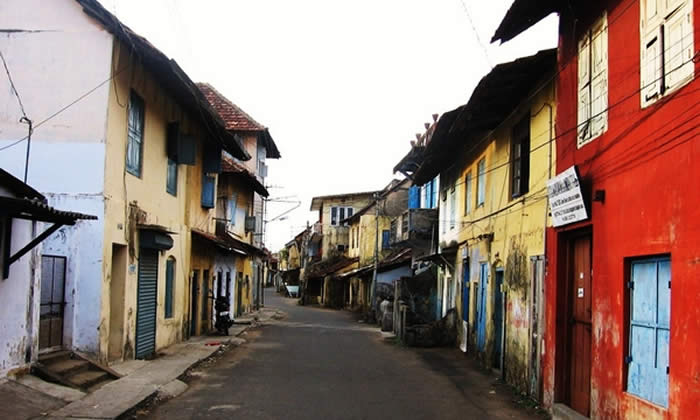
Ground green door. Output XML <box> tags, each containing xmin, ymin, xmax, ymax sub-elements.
<box><xmin>135</xmin><ymin>249</ymin><xmax>158</xmax><ymax>359</ymax></box>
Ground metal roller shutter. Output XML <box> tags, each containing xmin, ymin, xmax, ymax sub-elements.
<box><xmin>135</xmin><ymin>249</ymin><xmax>158</xmax><ymax>359</ymax></box>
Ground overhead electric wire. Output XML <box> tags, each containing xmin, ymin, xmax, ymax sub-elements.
<box><xmin>457</xmin><ymin>0</ymin><xmax>493</xmax><ymax>69</ymax></box>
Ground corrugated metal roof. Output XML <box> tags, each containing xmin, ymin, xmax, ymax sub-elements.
<box><xmin>0</xmin><ymin>197</ymin><xmax>97</xmax><ymax>224</ymax></box>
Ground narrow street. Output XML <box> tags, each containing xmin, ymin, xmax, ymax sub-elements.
<box><xmin>145</xmin><ymin>288</ymin><xmax>543</xmax><ymax>420</ymax></box>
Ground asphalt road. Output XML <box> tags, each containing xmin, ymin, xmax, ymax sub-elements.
<box><xmin>146</xmin><ymin>288</ymin><xmax>542</xmax><ymax>420</ymax></box>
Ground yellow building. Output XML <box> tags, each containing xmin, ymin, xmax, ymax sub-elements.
<box><xmin>99</xmin><ymin>20</ymin><xmax>250</xmax><ymax>360</ymax></box>
<box><xmin>413</xmin><ymin>49</ymin><xmax>556</xmax><ymax>395</ymax></box>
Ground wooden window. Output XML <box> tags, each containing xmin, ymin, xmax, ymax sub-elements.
<box><xmin>126</xmin><ymin>92</ymin><xmax>145</xmax><ymax>177</ymax></box>
<box><xmin>511</xmin><ymin>115</ymin><xmax>531</xmax><ymax>198</ymax></box>
<box><xmin>477</xmin><ymin>158</ymin><xmax>486</xmax><ymax>206</ymax></box>
<box><xmin>382</xmin><ymin>230</ymin><xmax>390</xmax><ymax>249</ymax></box>
<box><xmin>578</xmin><ymin>13</ymin><xmax>608</xmax><ymax>147</ymax></box>
<box><xmin>640</xmin><ymin>0</ymin><xmax>694</xmax><ymax>107</ymax></box>
<box><xmin>331</xmin><ymin>207</ymin><xmax>338</xmax><ymax>226</ymax></box>
<box><xmin>166</xmin><ymin>158</ymin><xmax>177</xmax><ymax>196</ymax></box>
<box><xmin>201</xmin><ymin>174</ymin><xmax>216</xmax><ymax>208</ymax></box>
<box><xmin>626</xmin><ymin>257</ymin><xmax>670</xmax><ymax>407</ymax></box>
<box><xmin>228</xmin><ymin>193</ymin><xmax>238</xmax><ymax>225</ymax></box>
<box><xmin>164</xmin><ymin>257</ymin><xmax>175</xmax><ymax>319</ymax></box>
<box><xmin>464</xmin><ymin>172</ymin><xmax>472</xmax><ymax>215</ymax></box>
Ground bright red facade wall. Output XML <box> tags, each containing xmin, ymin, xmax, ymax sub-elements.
<box><xmin>542</xmin><ymin>0</ymin><xmax>700</xmax><ymax>418</ymax></box>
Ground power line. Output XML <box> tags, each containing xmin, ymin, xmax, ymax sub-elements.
<box><xmin>457</xmin><ymin>0</ymin><xmax>493</xmax><ymax>69</ymax></box>
<box><xmin>0</xmin><ymin>50</ymin><xmax>28</xmax><ymax>120</ymax></box>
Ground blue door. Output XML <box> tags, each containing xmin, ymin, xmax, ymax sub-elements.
<box><xmin>476</xmin><ymin>263</ymin><xmax>488</xmax><ymax>352</ymax></box>
<box><xmin>627</xmin><ymin>258</ymin><xmax>670</xmax><ymax>407</ymax></box>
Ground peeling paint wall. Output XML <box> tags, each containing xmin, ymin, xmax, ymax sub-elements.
<box><xmin>0</xmin><ymin>0</ymin><xmax>112</xmax><ymax>359</ymax></box>
<box><xmin>0</xmin><ymin>218</ymin><xmax>41</xmax><ymax>378</ymax></box>
<box><xmin>446</xmin><ymin>79</ymin><xmax>556</xmax><ymax>396</ymax></box>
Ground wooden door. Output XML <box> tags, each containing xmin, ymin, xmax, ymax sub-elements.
<box><xmin>476</xmin><ymin>263</ymin><xmax>488</xmax><ymax>352</ymax></box>
<box><xmin>493</xmin><ymin>269</ymin><xmax>504</xmax><ymax>369</ymax></box>
<box><xmin>568</xmin><ymin>235</ymin><xmax>592</xmax><ymax>416</ymax></box>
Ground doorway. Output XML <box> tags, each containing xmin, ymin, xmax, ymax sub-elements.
<box><xmin>190</xmin><ymin>270</ymin><xmax>199</xmax><ymax>337</ymax></box>
<box><xmin>108</xmin><ymin>245</ymin><xmax>127</xmax><ymax>361</ymax></box>
<box><xmin>135</xmin><ymin>249</ymin><xmax>158</xmax><ymax>359</ymax></box>
<box><xmin>529</xmin><ymin>256</ymin><xmax>545</xmax><ymax>399</ymax></box>
<box><xmin>476</xmin><ymin>262</ymin><xmax>489</xmax><ymax>352</ymax></box>
<box><xmin>557</xmin><ymin>233</ymin><xmax>592</xmax><ymax>417</ymax></box>
<box><xmin>39</xmin><ymin>255</ymin><xmax>67</xmax><ymax>351</ymax></box>
<box><xmin>493</xmin><ymin>269</ymin><xmax>504</xmax><ymax>370</ymax></box>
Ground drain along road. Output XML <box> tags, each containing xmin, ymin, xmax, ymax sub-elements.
<box><xmin>145</xmin><ymin>289</ymin><xmax>543</xmax><ymax>420</ymax></box>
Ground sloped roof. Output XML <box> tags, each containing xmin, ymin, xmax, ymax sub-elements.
<box><xmin>491</xmin><ymin>0</ymin><xmax>560</xmax><ymax>44</ymax></box>
<box><xmin>73</xmin><ymin>0</ymin><xmax>249</xmax><ymax>160</ymax></box>
<box><xmin>221</xmin><ymin>155</ymin><xmax>269</xmax><ymax>197</ymax></box>
<box><xmin>310</xmin><ymin>190</ymin><xmax>378</xmax><ymax>211</ymax></box>
<box><xmin>413</xmin><ymin>49</ymin><xmax>556</xmax><ymax>185</ymax></box>
<box><xmin>197</xmin><ymin>83</ymin><xmax>281</xmax><ymax>159</ymax></box>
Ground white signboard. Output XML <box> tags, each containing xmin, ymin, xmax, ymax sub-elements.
<box><xmin>547</xmin><ymin>166</ymin><xmax>588</xmax><ymax>227</ymax></box>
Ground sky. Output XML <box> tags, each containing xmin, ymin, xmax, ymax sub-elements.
<box><xmin>109</xmin><ymin>0</ymin><xmax>558</xmax><ymax>252</ymax></box>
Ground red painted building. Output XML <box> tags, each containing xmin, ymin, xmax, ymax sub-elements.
<box><xmin>493</xmin><ymin>1</ymin><xmax>700</xmax><ymax>419</ymax></box>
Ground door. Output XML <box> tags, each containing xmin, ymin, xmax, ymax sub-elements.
<box><xmin>568</xmin><ymin>235</ymin><xmax>592</xmax><ymax>416</ymax></box>
<box><xmin>109</xmin><ymin>245</ymin><xmax>127</xmax><ymax>360</ymax></box>
<box><xmin>190</xmin><ymin>270</ymin><xmax>199</xmax><ymax>337</ymax></box>
<box><xmin>493</xmin><ymin>269</ymin><xmax>504</xmax><ymax>369</ymax></box>
<box><xmin>237</xmin><ymin>272</ymin><xmax>243</xmax><ymax>316</ymax></box>
<box><xmin>476</xmin><ymin>263</ymin><xmax>489</xmax><ymax>352</ymax></box>
<box><xmin>201</xmin><ymin>270</ymin><xmax>210</xmax><ymax>332</ymax></box>
<box><xmin>39</xmin><ymin>256</ymin><xmax>67</xmax><ymax>350</ymax></box>
<box><xmin>461</xmin><ymin>258</ymin><xmax>470</xmax><ymax>353</ymax></box>
<box><xmin>529</xmin><ymin>256</ymin><xmax>545</xmax><ymax>399</ymax></box>
<box><xmin>135</xmin><ymin>249</ymin><xmax>158</xmax><ymax>359</ymax></box>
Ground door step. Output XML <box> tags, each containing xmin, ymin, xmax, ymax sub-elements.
<box><xmin>33</xmin><ymin>351</ymin><xmax>121</xmax><ymax>392</ymax></box>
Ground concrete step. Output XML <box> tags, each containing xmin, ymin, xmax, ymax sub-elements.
<box><xmin>552</xmin><ymin>403</ymin><xmax>589</xmax><ymax>420</ymax></box>
<box><xmin>68</xmin><ymin>370</ymin><xmax>110</xmax><ymax>389</ymax></box>
<box><xmin>38</xmin><ymin>350</ymin><xmax>71</xmax><ymax>362</ymax></box>
<box><xmin>46</xmin><ymin>359</ymin><xmax>90</xmax><ymax>376</ymax></box>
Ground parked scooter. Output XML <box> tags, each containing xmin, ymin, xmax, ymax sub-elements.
<box><xmin>212</xmin><ymin>294</ymin><xmax>234</xmax><ymax>335</ymax></box>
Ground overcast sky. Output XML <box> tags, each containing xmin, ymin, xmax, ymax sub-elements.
<box><xmin>110</xmin><ymin>0</ymin><xmax>557</xmax><ymax>252</ymax></box>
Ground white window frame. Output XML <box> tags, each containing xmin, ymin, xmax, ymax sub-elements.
<box><xmin>476</xmin><ymin>158</ymin><xmax>486</xmax><ymax>207</ymax></box>
<box><xmin>449</xmin><ymin>183</ymin><xmax>456</xmax><ymax>230</ymax></box>
<box><xmin>578</xmin><ymin>13</ymin><xmax>609</xmax><ymax>148</ymax></box>
<box><xmin>330</xmin><ymin>206</ymin><xmax>354</xmax><ymax>226</ymax></box>
<box><xmin>640</xmin><ymin>0</ymin><xmax>695</xmax><ymax>108</ymax></box>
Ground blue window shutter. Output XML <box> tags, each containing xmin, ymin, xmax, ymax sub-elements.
<box><xmin>165</xmin><ymin>258</ymin><xmax>174</xmax><ymax>318</ymax></box>
<box><xmin>382</xmin><ymin>230</ymin><xmax>390</xmax><ymax>249</ymax></box>
<box><xmin>166</xmin><ymin>122</ymin><xmax>195</xmax><ymax>165</ymax></box>
<box><xmin>627</xmin><ymin>258</ymin><xmax>670</xmax><ymax>407</ymax></box>
<box><xmin>126</xmin><ymin>92</ymin><xmax>144</xmax><ymax>177</ymax></box>
<box><xmin>201</xmin><ymin>174</ymin><xmax>216</xmax><ymax>208</ymax></box>
<box><xmin>166</xmin><ymin>158</ymin><xmax>178</xmax><ymax>196</ymax></box>
<box><xmin>229</xmin><ymin>193</ymin><xmax>238</xmax><ymax>225</ymax></box>
<box><xmin>408</xmin><ymin>186</ymin><xmax>420</xmax><ymax>209</ymax></box>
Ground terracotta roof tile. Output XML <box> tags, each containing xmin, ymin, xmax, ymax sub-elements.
<box><xmin>196</xmin><ymin>83</ymin><xmax>265</xmax><ymax>132</ymax></box>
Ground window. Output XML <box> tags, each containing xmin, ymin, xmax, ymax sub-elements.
<box><xmin>477</xmin><ymin>158</ymin><xmax>486</xmax><ymax>206</ymax></box>
<box><xmin>578</xmin><ymin>13</ymin><xmax>608</xmax><ymax>147</ymax></box>
<box><xmin>226</xmin><ymin>272</ymin><xmax>231</xmax><ymax>298</ymax></box>
<box><xmin>627</xmin><ymin>257</ymin><xmax>670</xmax><ymax>407</ymax></box>
<box><xmin>165</xmin><ymin>257</ymin><xmax>175</xmax><ymax>319</ymax></box>
<box><xmin>201</xmin><ymin>174</ymin><xmax>216</xmax><ymax>208</ymax></box>
<box><xmin>449</xmin><ymin>184</ymin><xmax>456</xmax><ymax>230</ymax></box>
<box><xmin>126</xmin><ymin>92</ymin><xmax>145</xmax><ymax>177</ymax></box>
<box><xmin>640</xmin><ymin>0</ymin><xmax>694</xmax><ymax>107</ymax></box>
<box><xmin>166</xmin><ymin>158</ymin><xmax>178</xmax><ymax>195</ymax></box>
<box><xmin>330</xmin><ymin>206</ymin><xmax>353</xmax><ymax>226</ymax></box>
<box><xmin>511</xmin><ymin>115</ymin><xmax>531</xmax><ymax>198</ymax></box>
<box><xmin>382</xmin><ymin>230</ymin><xmax>390</xmax><ymax>249</ymax></box>
<box><xmin>464</xmin><ymin>172</ymin><xmax>472</xmax><ymax>215</ymax></box>
<box><xmin>228</xmin><ymin>193</ymin><xmax>238</xmax><ymax>225</ymax></box>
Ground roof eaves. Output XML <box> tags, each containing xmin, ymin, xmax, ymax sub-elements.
<box><xmin>491</xmin><ymin>0</ymin><xmax>560</xmax><ymax>44</ymax></box>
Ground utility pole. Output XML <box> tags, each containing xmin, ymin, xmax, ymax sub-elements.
<box><xmin>370</xmin><ymin>192</ymin><xmax>380</xmax><ymax>320</ymax></box>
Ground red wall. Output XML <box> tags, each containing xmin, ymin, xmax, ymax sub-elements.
<box><xmin>543</xmin><ymin>0</ymin><xmax>700</xmax><ymax>418</ymax></box>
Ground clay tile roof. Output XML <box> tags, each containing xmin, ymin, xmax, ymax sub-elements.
<box><xmin>196</xmin><ymin>83</ymin><xmax>265</xmax><ymax>132</ymax></box>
